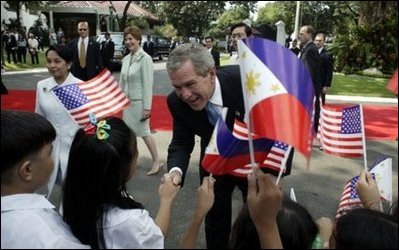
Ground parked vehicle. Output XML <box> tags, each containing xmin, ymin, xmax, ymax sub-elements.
<box><xmin>96</xmin><ymin>32</ymin><xmax>125</xmax><ymax>69</ymax></box>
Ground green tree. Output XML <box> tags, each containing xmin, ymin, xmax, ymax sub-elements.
<box><xmin>210</xmin><ymin>6</ymin><xmax>250</xmax><ymax>38</ymax></box>
<box><xmin>157</xmin><ymin>1</ymin><xmax>256</xmax><ymax>38</ymax></box>
<box><xmin>255</xmin><ymin>1</ymin><xmax>398</xmax><ymax>74</ymax></box>
<box><xmin>255</xmin><ymin>1</ymin><xmax>336</xmax><ymax>36</ymax></box>
<box><xmin>5</xmin><ymin>1</ymin><xmax>49</xmax><ymax>32</ymax></box>
<box><xmin>330</xmin><ymin>1</ymin><xmax>398</xmax><ymax>74</ymax></box>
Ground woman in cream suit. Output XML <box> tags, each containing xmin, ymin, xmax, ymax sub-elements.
<box><xmin>35</xmin><ymin>45</ymin><xmax>81</xmax><ymax>198</ymax></box>
<box><xmin>120</xmin><ymin>26</ymin><xmax>163</xmax><ymax>176</ymax></box>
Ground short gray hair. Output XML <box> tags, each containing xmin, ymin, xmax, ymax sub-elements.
<box><xmin>166</xmin><ymin>43</ymin><xmax>214</xmax><ymax>77</ymax></box>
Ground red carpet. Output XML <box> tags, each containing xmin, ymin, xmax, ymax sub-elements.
<box><xmin>1</xmin><ymin>90</ymin><xmax>398</xmax><ymax>140</ymax></box>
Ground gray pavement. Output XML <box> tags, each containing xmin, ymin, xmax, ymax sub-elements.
<box><xmin>2</xmin><ymin>66</ymin><xmax>398</xmax><ymax>249</ymax></box>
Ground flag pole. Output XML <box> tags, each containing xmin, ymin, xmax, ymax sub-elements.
<box><xmin>359</xmin><ymin>104</ymin><xmax>367</xmax><ymax>171</ymax></box>
<box><xmin>243</xmin><ymin>90</ymin><xmax>256</xmax><ymax>170</ymax></box>
<box><xmin>237</xmin><ymin>40</ymin><xmax>257</xmax><ymax>170</ymax></box>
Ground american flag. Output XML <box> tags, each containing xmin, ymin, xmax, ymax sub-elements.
<box><xmin>318</xmin><ymin>104</ymin><xmax>364</xmax><ymax>158</ymax></box>
<box><xmin>335</xmin><ymin>173</ymin><xmax>376</xmax><ymax>219</ymax></box>
<box><xmin>53</xmin><ymin>69</ymin><xmax>130</xmax><ymax>126</ymax></box>
<box><xmin>230</xmin><ymin>119</ymin><xmax>291</xmax><ymax>177</ymax></box>
<box><xmin>336</xmin><ymin>175</ymin><xmax>363</xmax><ymax>219</ymax></box>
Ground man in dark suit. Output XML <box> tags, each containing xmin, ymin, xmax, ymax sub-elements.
<box><xmin>315</xmin><ymin>32</ymin><xmax>333</xmax><ymax>105</ymax></box>
<box><xmin>69</xmin><ymin>21</ymin><xmax>103</xmax><ymax>81</ymax></box>
<box><xmin>204</xmin><ymin>36</ymin><xmax>220</xmax><ymax>67</ymax></box>
<box><xmin>165</xmin><ymin>43</ymin><xmax>293</xmax><ymax>249</ymax></box>
<box><xmin>100</xmin><ymin>32</ymin><xmax>115</xmax><ymax>71</ymax></box>
<box><xmin>143</xmin><ymin>35</ymin><xmax>154</xmax><ymax>58</ymax></box>
<box><xmin>299</xmin><ymin>25</ymin><xmax>321</xmax><ymax>136</ymax></box>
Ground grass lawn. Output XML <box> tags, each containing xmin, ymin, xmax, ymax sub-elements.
<box><xmin>220</xmin><ymin>54</ymin><xmax>395</xmax><ymax>98</ymax></box>
<box><xmin>2</xmin><ymin>50</ymin><xmax>47</xmax><ymax>70</ymax></box>
<box><xmin>329</xmin><ymin>73</ymin><xmax>395</xmax><ymax>98</ymax></box>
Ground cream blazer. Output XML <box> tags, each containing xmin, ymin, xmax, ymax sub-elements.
<box><xmin>119</xmin><ymin>47</ymin><xmax>154</xmax><ymax>110</ymax></box>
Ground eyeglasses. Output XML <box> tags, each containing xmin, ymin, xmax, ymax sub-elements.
<box><xmin>79</xmin><ymin>28</ymin><xmax>87</xmax><ymax>31</ymax></box>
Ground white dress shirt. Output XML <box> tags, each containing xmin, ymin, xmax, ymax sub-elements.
<box><xmin>1</xmin><ymin>193</ymin><xmax>89</xmax><ymax>249</ymax></box>
<box><xmin>103</xmin><ymin>206</ymin><xmax>164</xmax><ymax>249</ymax></box>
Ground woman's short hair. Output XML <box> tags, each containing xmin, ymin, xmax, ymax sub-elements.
<box><xmin>124</xmin><ymin>26</ymin><xmax>142</xmax><ymax>43</ymax></box>
<box><xmin>45</xmin><ymin>45</ymin><xmax>73</xmax><ymax>63</ymax></box>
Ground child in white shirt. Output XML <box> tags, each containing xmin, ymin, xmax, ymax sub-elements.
<box><xmin>62</xmin><ymin>116</ymin><xmax>180</xmax><ymax>248</ymax></box>
<box><xmin>1</xmin><ymin>110</ymin><xmax>89</xmax><ymax>249</ymax></box>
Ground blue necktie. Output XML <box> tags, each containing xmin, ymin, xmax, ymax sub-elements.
<box><xmin>206</xmin><ymin>102</ymin><xmax>220</xmax><ymax>126</ymax></box>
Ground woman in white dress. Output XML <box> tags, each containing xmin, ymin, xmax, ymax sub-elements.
<box><xmin>119</xmin><ymin>26</ymin><xmax>163</xmax><ymax>175</ymax></box>
<box><xmin>35</xmin><ymin>45</ymin><xmax>81</xmax><ymax>198</ymax></box>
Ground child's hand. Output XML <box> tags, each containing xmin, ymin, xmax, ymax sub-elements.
<box><xmin>355</xmin><ymin>170</ymin><xmax>381</xmax><ymax>210</ymax></box>
<box><xmin>159</xmin><ymin>174</ymin><xmax>180</xmax><ymax>204</ymax></box>
<box><xmin>194</xmin><ymin>176</ymin><xmax>215</xmax><ymax>219</ymax></box>
<box><xmin>247</xmin><ymin>167</ymin><xmax>283</xmax><ymax>226</ymax></box>
<box><xmin>316</xmin><ymin>217</ymin><xmax>333</xmax><ymax>247</ymax></box>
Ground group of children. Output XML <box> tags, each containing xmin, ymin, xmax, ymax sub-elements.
<box><xmin>1</xmin><ymin>110</ymin><xmax>398</xmax><ymax>248</ymax></box>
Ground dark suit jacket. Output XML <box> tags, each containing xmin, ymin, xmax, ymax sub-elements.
<box><xmin>69</xmin><ymin>38</ymin><xmax>103</xmax><ymax>81</ymax></box>
<box><xmin>319</xmin><ymin>48</ymin><xmax>333</xmax><ymax>88</ymax></box>
<box><xmin>167</xmin><ymin>65</ymin><xmax>245</xmax><ymax>183</ymax></box>
<box><xmin>210</xmin><ymin>48</ymin><xmax>220</xmax><ymax>67</ymax></box>
<box><xmin>300</xmin><ymin>42</ymin><xmax>321</xmax><ymax>94</ymax></box>
<box><xmin>143</xmin><ymin>41</ymin><xmax>154</xmax><ymax>57</ymax></box>
<box><xmin>101</xmin><ymin>40</ymin><xmax>115</xmax><ymax>70</ymax></box>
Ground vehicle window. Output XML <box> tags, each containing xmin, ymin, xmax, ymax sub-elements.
<box><xmin>111</xmin><ymin>35</ymin><xmax>124</xmax><ymax>44</ymax></box>
<box><xmin>156</xmin><ymin>38</ymin><xmax>168</xmax><ymax>46</ymax></box>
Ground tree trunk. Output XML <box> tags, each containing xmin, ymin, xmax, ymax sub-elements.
<box><xmin>120</xmin><ymin>1</ymin><xmax>133</xmax><ymax>32</ymax></box>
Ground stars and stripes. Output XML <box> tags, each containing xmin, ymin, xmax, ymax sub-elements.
<box><xmin>318</xmin><ymin>104</ymin><xmax>364</xmax><ymax>158</ymax></box>
<box><xmin>335</xmin><ymin>175</ymin><xmax>363</xmax><ymax>219</ymax></box>
<box><xmin>53</xmin><ymin>69</ymin><xmax>130</xmax><ymax>126</ymax></box>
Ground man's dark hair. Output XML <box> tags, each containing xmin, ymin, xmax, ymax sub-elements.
<box><xmin>230</xmin><ymin>22</ymin><xmax>252</xmax><ymax>37</ymax></box>
<box><xmin>205</xmin><ymin>36</ymin><xmax>214</xmax><ymax>42</ymax></box>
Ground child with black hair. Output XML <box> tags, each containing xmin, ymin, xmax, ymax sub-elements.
<box><xmin>1</xmin><ymin>110</ymin><xmax>89</xmax><ymax>249</ymax></box>
<box><xmin>332</xmin><ymin>208</ymin><xmax>398</xmax><ymax>249</ymax></box>
<box><xmin>229</xmin><ymin>197</ymin><xmax>318</xmax><ymax>249</ymax></box>
<box><xmin>62</xmin><ymin>116</ymin><xmax>180</xmax><ymax>248</ymax></box>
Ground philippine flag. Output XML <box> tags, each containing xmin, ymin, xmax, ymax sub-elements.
<box><xmin>202</xmin><ymin>109</ymin><xmax>274</xmax><ymax>175</ymax></box>
<box><xmin>238</xmin><ymin>38</ymin><xmax>314</xmax><ymax>159</ymax></box>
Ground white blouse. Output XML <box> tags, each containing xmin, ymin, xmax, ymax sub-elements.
<box><xmin>103</xmin><ymin>206</ymin><xmax>164</xmax><ymax>249</ymax></box>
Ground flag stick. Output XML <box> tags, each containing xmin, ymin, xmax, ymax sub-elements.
<box><xmin>237</xmin><ymin>40</ymin><xmax>257</xmax><ymax>171</ymax></box>
<box><xmin>359</xmin><ymin>104</ymin><xmax>368</xmax><ymax>171</ymax></box>
<box><xmin>247</xmin><ymin>113</ymin><xmax>257</xmax><ymax>168</ymax></box>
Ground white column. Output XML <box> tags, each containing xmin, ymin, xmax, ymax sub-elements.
<box><xmin>293</xmin><ymin>1</ymin><xmax>301</xmax><ymax>39</ymax></box>
<box><xmin>275</xmin><ymin>20</ymin><xmax>286</xmax><ymax>46</ymax></box>
<box><xmin>49</xmin><ymin>11</ymin><xmax>54</xmax><ymax>30</ymax></box>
